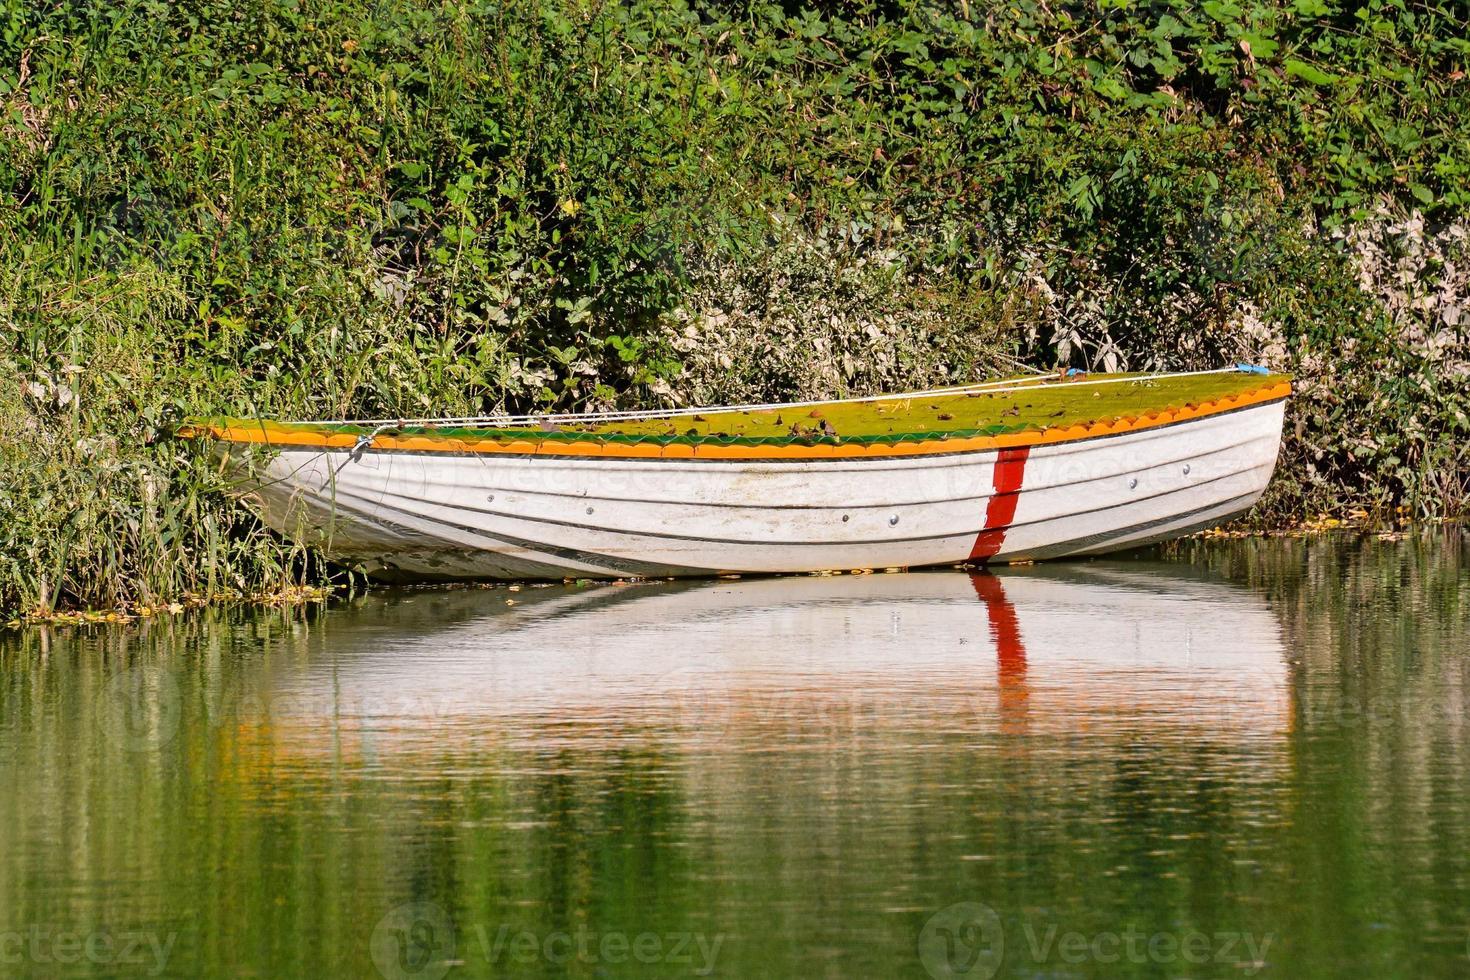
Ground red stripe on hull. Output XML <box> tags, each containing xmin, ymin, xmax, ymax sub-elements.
<box><xmin>968</xmin><ymin>446</ymin><xmax>1031</xmax><ymax>562</ymax></box>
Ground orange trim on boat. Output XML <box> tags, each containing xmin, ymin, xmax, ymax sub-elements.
<box><xmin>181</xmin><ymin>381</ymin><xmax>1290</xmax><ymax>461</ymax></box>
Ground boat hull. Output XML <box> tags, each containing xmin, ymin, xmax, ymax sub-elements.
<box><xmin>235</xmin><ymin>397</ymin><xmax>1286</xmax><ymax>579</ymax></box>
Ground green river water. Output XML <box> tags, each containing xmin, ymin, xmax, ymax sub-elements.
<box><xmin>1</xmin><ymin>531</ymin><xmax>1467</xmax><ymax>978</ymax></box>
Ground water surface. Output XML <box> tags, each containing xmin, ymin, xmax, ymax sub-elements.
<box><xmin>1</xmin><ymin>531</ymin><xmax>1467</xmax><ymax>978</ymax></box>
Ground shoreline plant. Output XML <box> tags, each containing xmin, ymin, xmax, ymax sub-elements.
<box><xmin>2</xmin><ymin>0</ymin><xmax>1466</xmax><ymax>615</ymax></box>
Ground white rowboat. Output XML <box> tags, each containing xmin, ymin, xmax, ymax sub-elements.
<box><xmin>183</xmin><ymin>369</ymin><xmax>1290</xmax><ymax>580</ymax></box>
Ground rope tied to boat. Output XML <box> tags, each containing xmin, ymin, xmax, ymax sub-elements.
<box><xmin>335</xmin><ymin>420</ymin><xmax>407</xmax><ymax>474</ymax></box>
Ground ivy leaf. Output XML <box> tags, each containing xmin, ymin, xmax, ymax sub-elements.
<box><xmin>1240</xmin><ymin>32</ymin><xmax>1279</xmax><ymax>60</ymax></box>
<box><xmin>1202</xmin><ymin>1</ymin><xmax>1244</xmax><ymax>24</ymax></box>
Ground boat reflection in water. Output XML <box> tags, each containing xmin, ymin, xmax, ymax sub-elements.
<box><xmin>249</xmin><ymin>563</ymin><xmax>1290</xmax><ymax>763</ymax></box>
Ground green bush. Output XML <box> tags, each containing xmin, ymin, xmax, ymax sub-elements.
<box><xmin>1</xmin><ymin>0</ymin><xmax>1466</xmax><ymax>614</ymax></box>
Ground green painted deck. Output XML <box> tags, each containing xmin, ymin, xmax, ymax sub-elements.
<box><xmin>210</xmin><ymin>370</ymin><xmax>1289</xmax><ymax>449</ymax></box>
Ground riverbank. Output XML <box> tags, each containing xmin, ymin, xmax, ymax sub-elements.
<box><xmin>2</xmin><ymin>1</ymin><xmax>1466</xmax><ymax>616</ymax></box>
<box><xmin>3</xmin><ymin>585</ymin><xmax>334</xmax><ymax>630</ymax></box>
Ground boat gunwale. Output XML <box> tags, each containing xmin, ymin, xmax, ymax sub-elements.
<box><xmin>178</xmin><ymin>376</ymin><xmax>1290</xmax><ymax>462</ymax></box>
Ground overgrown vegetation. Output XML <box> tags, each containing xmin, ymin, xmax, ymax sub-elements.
<box><xmin>2</xmin><ymin>0</ymin><xmax>1467</xmax><ymax>615</ymax></box>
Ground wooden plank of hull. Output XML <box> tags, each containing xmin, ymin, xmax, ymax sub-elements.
<box><xmin>235</xmin><ymin>398</ymin><xmax>1285</xmax><ymax>579</ymax></box>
